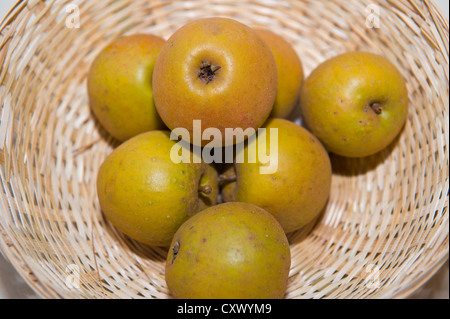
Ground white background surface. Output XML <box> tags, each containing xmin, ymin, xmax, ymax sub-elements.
<box><xmin>0</xmin><ymin>0</ymin><xmax>449</xmax><ymax>299</ymax></box>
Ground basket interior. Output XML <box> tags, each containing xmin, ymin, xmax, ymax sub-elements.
<box><xmin>0</xmin><ymin>0</ymin><xmax>448</xmax><ymax>299</ymax></box>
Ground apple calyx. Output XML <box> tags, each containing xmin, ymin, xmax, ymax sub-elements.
<box><xmin>198</xmin><ymin>185</ymin><xmax>213</xmax><ymax>195</ymax></box>
<box><xmin>370</xmin><ymin>102</ymin><xmax>383</xmax><ymax>114</ymax></box>
<box><xmin>172</xmin><ymin>241</ymin><xmax>180</xmax><ymax>264</ymax></box>
<box><xmin>198</xmin><ymin>61</ymin><xmax>221</xmax><ymax>84</ymax></box>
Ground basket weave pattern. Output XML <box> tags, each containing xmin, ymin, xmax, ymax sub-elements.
<box><xmin>0</xmin><ymin>0</ymin><xmax>448</xmax><ymax>298</ymax></box>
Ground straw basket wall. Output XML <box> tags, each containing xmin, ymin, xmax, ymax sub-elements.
<box><xmin>0</xmin><ymin>0</ymin><xmax>448</xmax><ymax>299</ymax></box>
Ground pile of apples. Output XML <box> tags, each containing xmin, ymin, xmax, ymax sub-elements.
<box><xmin>88</xmin><ymin>18</ymin><xmax>408</xmax><ymax>299</ymax></box>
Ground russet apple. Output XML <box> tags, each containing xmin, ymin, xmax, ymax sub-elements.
<box><xmin>299</xmin><ymin>51</ymin><xmax>409</xmax><ymax>157</ymax></box>
<box><xmin>96</xmin><ymin>131</ymin><xmax>219</xmax><ymax>247</ymax></box>
<box><xmin>254</xmin><ymin>28</ymin><xmax>304</xmax><ymax>119</ymax></box>
<box><xmin>222</xmin><ymin>118</ymin><xmax>332</xmax><ymax>233</ymax></box>
<box><xmin>152</xmin><ymin>17</ymin><xmax>278</xmax><ymax>147</ymax></box>
<box><xmin>88</xmin><ymin>34</ymin><xmax>166</xmax><ymax>142</ymax></box>
<box><xmin>165</xmin><ymin>202</ymin><xmax>291</xmax><ymax>299</ymax></box>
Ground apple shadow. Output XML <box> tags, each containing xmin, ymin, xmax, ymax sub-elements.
<box><xmin>199</xmin><ymin>193</ymin><xmax>216</xmax><ymax>207</ymax></box>
<box><xmin>329</xmin><ymin>124</ymin><xmax>405</xmax><ymax>177</ymax></box>
<box><xmin>88</xmin><ymin>107</ymin><xmax>122</xmax><ymax>149</ymax></box>
<box><xmin>286</xmin><ymin>200</ymin><xmax>328</xmax><ymax>246</ymax></box>
<box><xmin>286</xmin><ymin>95</ymin><xmax>304</xmax><ymax>126</ymax></box>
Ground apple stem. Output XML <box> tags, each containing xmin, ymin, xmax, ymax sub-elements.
<box><xmin>198</xmin><ymin>185</ymin><xmax>212</xmax><ymax>195</ymax></box>
<box><xmin>198</xmin><ymin>61</ymin><xmax>221</xmax><ymax>84</ymax></box>
<box><xmin>219</xmin><ymin>174</ymin><xmax>237</xmax><ymax>184</ymax></box>
<box><xmin>370</xmin><ymin>103</ymin><xmax>383</xmax><ymax>114</ymax></box>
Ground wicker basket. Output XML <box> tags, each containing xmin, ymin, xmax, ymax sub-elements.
<box><xmin>0</xmin><ymin>0</ymin><xmax>448</xmax><ymax>299</ymax></box>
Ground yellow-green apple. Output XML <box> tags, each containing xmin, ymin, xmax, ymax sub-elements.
<box><xmin>255</xmin><ymin>28</ymin><xmax>304</xmax><ymax>119</ymax></box>
<box><xmin>165</xmin><ymin>202</ymin><xmax>291</xmax><ymax>299</ymax></box>
<box><xmin>88</xmin><ymin>34</ymin><xmax>166</xmax><ymax>142</ymax></box>
<box><xmin>299</xmin><ymin>51</ymin><xmax>408</xmax><ymax>157</ymax></box>
<box><xmin>222</xmin><ymin>118</ymin><xmax>332</xmax><ymax>233</ymax></box>
<box><xmin>96</xmin><ymin>131</ymin><xmax>219</xmax><ymax>247</ymax></box>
